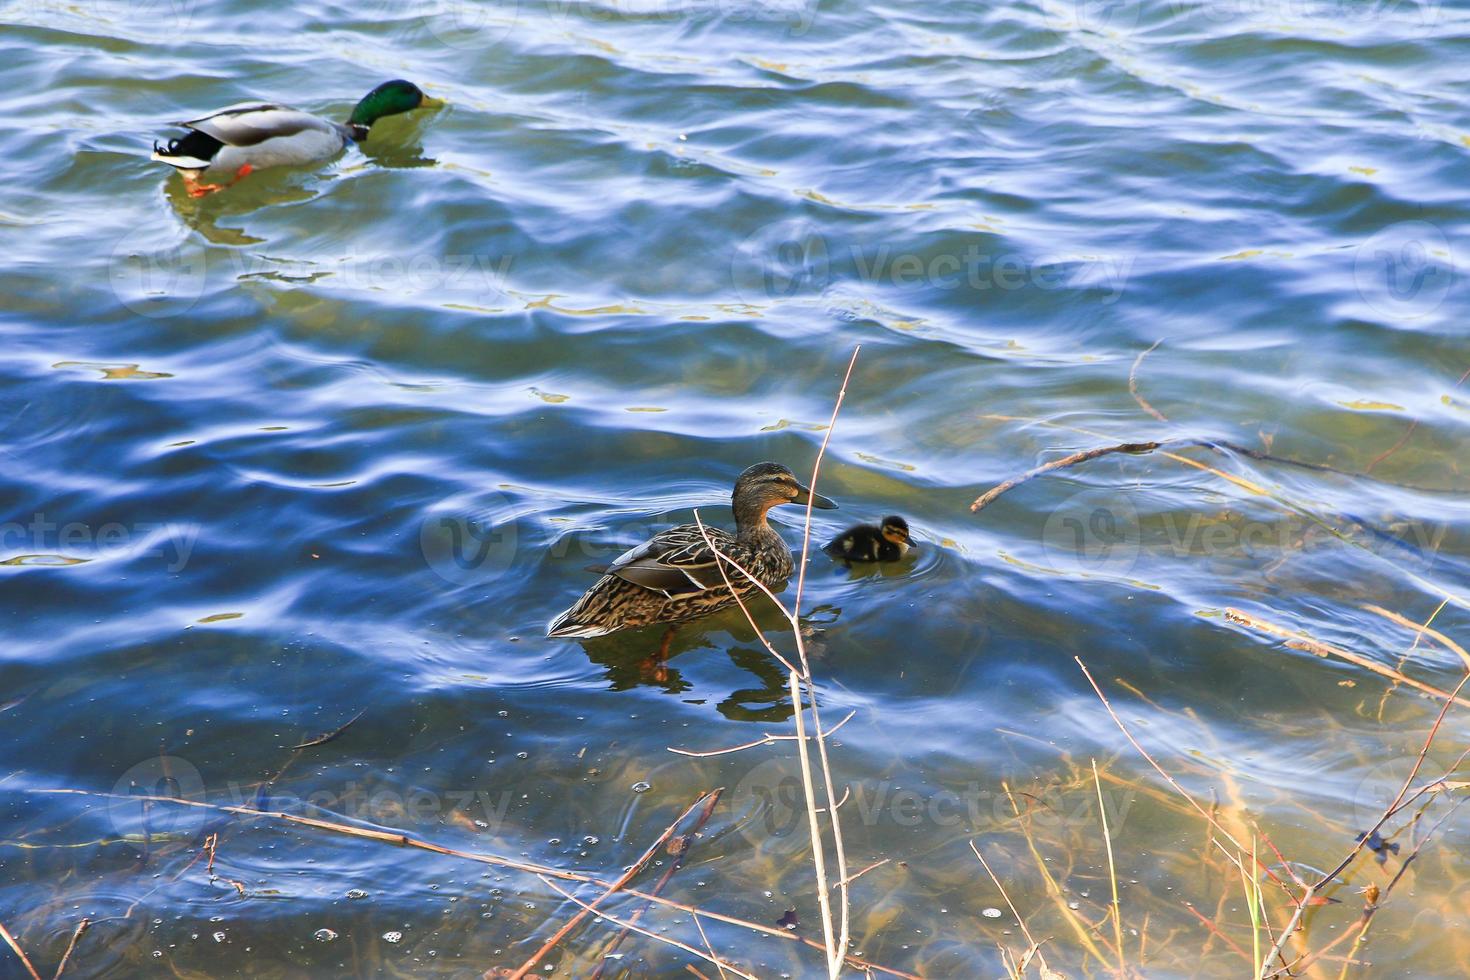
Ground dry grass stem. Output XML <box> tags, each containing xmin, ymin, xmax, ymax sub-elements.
<box><xmin>1128</xmin><ymin>339</ymin><xmax>1168</xmax><ymax>422</ymax></box>
<box><xmin>1362</xmin><ymin>603</ymin><xmax>1470</xmax><ymax>670</ymax></box>
<box><xmin>666</xmin><ymin>710</ymin><xmax>855</xmax><ymax>758</ymax></box>
<box><xmin>1092</xmin><ymin>760</ymin><xmax>1126</xmax><ymax>974</ymax></box>
<box><xmin>505</xmin><ymin>788</ymin><xmax>723</xmax><ymax>979</ymax></box>
<box><xmin>536</xmin><ymin>875</ymin><xmax>759</xmax><ymax>980</ymax></box>
<box><xmin>1224</xmin><ymin>608</ymin><xmax>1470</xmax><ymax>709</ymax></box>
<box><xmin>970</xmin><ymin>840</ymin><xmax>1055</xmax><ymax>977</ymax></box>
<box><xmin>50</xmin><ymin>919</ymin><xmax>88</xmax><ymax>980</ymax></box>
<box><xmin>685</xmin><ymin>348</ymin><xmax>862</xmax><ymax>978</ymax></box>
<box><xmin>970</xmin><ymin>441</ymin><xmax>1164</xmax><ymax>513</ymax></box>
<box><xmin>0</xmin><ymin>919</ymin><xmax>41</xmax><ymax>980</ymax></box>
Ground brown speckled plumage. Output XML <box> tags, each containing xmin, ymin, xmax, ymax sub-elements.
<box><xmin>547</xmin><ymin>462</ymin><xmax>836</xmax><ymax>638</ymax></box>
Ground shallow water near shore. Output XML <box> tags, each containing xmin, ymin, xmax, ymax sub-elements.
<box><xmin>2</xmin><ymin>0</ymin><xmax>1470</xmax><ymax>976</ymax></box>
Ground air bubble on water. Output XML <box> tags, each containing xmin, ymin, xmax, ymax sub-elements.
<box><xmin>516</xmin><ymin>751</ymin><xmax>528</xmax><ymax>759</ymax></box>
<box><xmin>548</xmin><ymin>838</ymin><xmax>561</xmax><ymax>845</ymax></box>
<box><xmin>475</xmin><ymin>820</ymin><xmax>488</xmax><ymax>828</ymax></box>
<box><xmin>383</xmin><ymin>931</ymin><xmax>402</xmax><ymax>944</ymax></box>
<box><xmin>498</xmin><ymin>710</ymin><xmax>509</xmax><ymax>717</ymax></box>
<box><xmin>582</xmin><ymin>835</ymin><xmax>599</xmax><ymax>845</ymax></box>
<box><xmin>152</xmin><ymin>951</ymin><xmax>163</xmax><ymax>958</ymax></box>
<box><xmin>346</xmin><ymin>889</ymin><xmax>368</xmax><ymax>900</ymax></box>
<box><xmin>982</xmin><ymin>907</ymin><xmax>1003</xmax><ymax>919</ymax></box>
<box><xmin>631</xmin><ymin>781</ymin><xmax>651</xmax><ymax>793</ymax></box>
<box><xmin>314</xmin><ymin>929</ymin><xmax>337</xmax><ymax>942</ymax></box>
<box><xmin>213</xmin><ymin>932</ymin><xmax>226</xmax><ymax>943</ymax></box>
<box><xmin>1068</xmin><ymin>901</ymin><xmax>1080</xmax><ymax>910</ymax></box>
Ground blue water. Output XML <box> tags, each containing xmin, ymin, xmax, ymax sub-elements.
<box><xmin>2</xmin><ymin>0</ymin><xmax>1468</xmax><ymax>975</ymax></box>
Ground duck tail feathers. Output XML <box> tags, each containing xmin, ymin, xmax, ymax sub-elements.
<box><xmin>151</xmin><ymin>129</ymin><xmax>222</xmax><ymax>170</ymax></box>
<box><xmin>546</xmin><ymin>607</ymin><xmax>612</xmax><ymax>639</ymax></box>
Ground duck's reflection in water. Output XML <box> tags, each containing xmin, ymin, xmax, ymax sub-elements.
<box><xmin>575</xmin><ymin>604</ymin><xmax>844</xmax><ymax>723</ymax></box>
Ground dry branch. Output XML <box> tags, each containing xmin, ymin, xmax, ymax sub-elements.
<box><xmin>0</xmin><ymin>918</ymin><xmax>41</xmax><ymax>980</ymax></box>
<box><xmin>505</xmin><ymin>788</ymin><xmax>723</xmax><ymax>979</ymax></box>
<box><xmin>537</xmin><ymin>875</ymin><xmax>758</xmax><ymax>980</ymax></box>
<box><xmin>588</xmin><ymin>789</ymin><xmax>725</xmax><ymax>979</ymax></box>
<box><xmin>1129</xmin><ymin>340</ymin><xmax>1168</xmax><ymax>423</ymax></box>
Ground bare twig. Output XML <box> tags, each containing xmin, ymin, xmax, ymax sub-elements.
<box><xmin>1225</xmin><ymin>608</ymin><xmax>1470</xmax><ymax>709</ymax></box>
<box><xmin>834</xmin><ymin>858</ymin><xmax>889</xmax><ymax>890</ymax></box>
<box><xmin>970</xmin><ymin>840</ymin><xmax>1055</xmax><ymax>976</ymax></box>
<box><xmin>0</xmin><ymin>919</ymin><xmax>41</xmax><ymax>980</ymax></box>
<box><xmin>667</xmin><ymin>711</ymin><xmax>855</xmax><ymax>758</ymax></box>
<box><xmin>506</xmin><ymin>788</ymin><xmax>723</xmax><ymax>979</ymax></box>
<box><xmin>970</xmin><ymin>441</ymin><xmax>1164</xmax><ymax>513</ymax></box>
<box><xmin>1129</xmin><ymin>339</ymin><xmax>1168</xmax><ymax>422</ymax></box>
<box><xmin>1362</xmin><ymin>603</ymin><xmax>1470</xmax><ymax>671</ymax></box>
<box><xmin>291</xmin><ymin>707</ymin><xmax>367</xmax><ymax>749</ymax></box>
<box><xmin>589</xmin><ymin>789</ymin><xmax>725</xmax><ymax>979</ymax></box>
<box><xmin>536</xmin><ymin>875</ymin><xmax>758</xmax><ymax>980</ymax></box>
<box><xmin>1093</xmin><ymin>759</ymin><xmax>1125</xmax><ymax>973</ymax></box>
<box><xmin>692</xmin><ymin>914</ymin><xmax>729</xmax><ymax>980</ymax></box>
<box><xmin>51</xmin><ymin>919</ymin><xmax>88</xmax><ymax>979</ymax></box>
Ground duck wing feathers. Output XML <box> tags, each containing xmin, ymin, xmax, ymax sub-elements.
<box><xmin>178</xmin><ymin>103</ymin><xmax>342</xmax><ymax>147</ymax></box>
<box><xmin>605</xmin><ymin>524</ymin><xmax>738</xmax><ymax>596</ymax></box>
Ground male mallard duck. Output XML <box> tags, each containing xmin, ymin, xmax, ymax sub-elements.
<box><xmin>151</xmin><ymin>79</ymin><xmax>438</xmax><ymax>196</ymax></box>
<box><xmin>823</xmin><ymin>515</ymin><xmax>912</xmax><ymax>563</ymax></box>
<box><xmin>547</xmin><ymin>462</ymin><xmax>837</xmax><ymax>639</ymax></box>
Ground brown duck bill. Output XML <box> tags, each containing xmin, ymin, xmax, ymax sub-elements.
<box><xmin>793</xmin><ymin>485</ymin><xmax>838</xmax><ymax>509</ymax></box>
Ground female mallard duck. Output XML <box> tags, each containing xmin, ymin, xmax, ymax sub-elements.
<box><xmin>151</xmin><ymin>79</ymin><xmax>438</xmax><ymax>196</ymax></box>
<box><xmin>823</xmin><ymin>515</ymin><xmax>912</xmax><ymax>563</ymax></box>
<box><xmin>547</xmin><ymin>462</ymin><xmax>837</xmax><ymax>638</ymax></box>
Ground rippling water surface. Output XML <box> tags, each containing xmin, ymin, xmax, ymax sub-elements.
<box><xmin>3</xmin><ymin>0</ymin><xmax>1469</xmax><ymax>975</ymax></box>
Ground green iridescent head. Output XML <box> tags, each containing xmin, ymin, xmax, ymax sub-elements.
<box><xmin>347</xmin><ymin>79</ymin><xmax>432</xmax><ymax>138</ymax></box>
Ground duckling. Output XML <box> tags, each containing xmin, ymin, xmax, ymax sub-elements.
<box><xmin>823</xmin><ymin>515</ymin><xmax>912</xmax><ymax>563</ymax></box>
<box><xmin>151</xmin><ymin>79</ymin><xmax>440</xmax><ymax>196</ymax></box>
<box><xmin>547</xmin><ymin>462</ymin><xmax>837</xmax><ymax>638</ymax></box>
